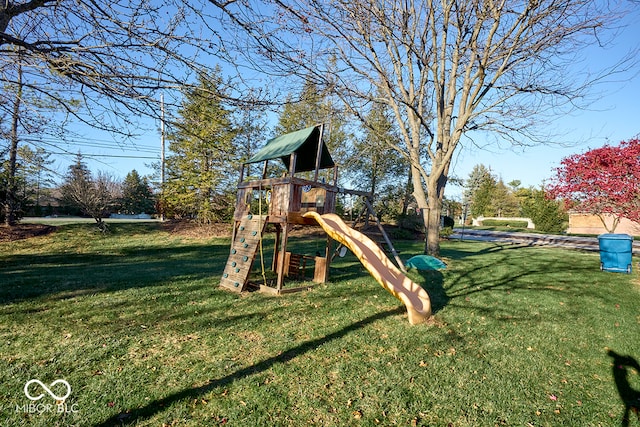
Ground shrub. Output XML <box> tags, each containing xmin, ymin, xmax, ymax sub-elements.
<box><xmin>440</xmin><ymin>226</ymin><xmax>453</xmax><ymax>239</ymax></box>
<box><xmin>397</xmin><ymin>214</ymin><xmax>424</xmax><ymax>232</ymax></box>
<box><xmin>388</xmin><ymin>227</ymin><xmax>415</xmax><ymax>240</ymax></box>
<box><xmin>443</xmin><ymin>216</ymin><xmax>455</xmax><ymax>228</ymax></box>
<box><xmin>480</xmin><ymin>219</ymin><xmax>529</xmax><ymax>228</ymax></box>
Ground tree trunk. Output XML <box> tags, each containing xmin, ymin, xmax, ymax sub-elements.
<box><xmin>5</xmin><ymin>57</ymin><xmax>22</xmax><ymax>226</ymax></box>
<box><xmin>414</xmin><ymin>163</ymin><xmax>449</xmax><ymax>257</ymax></box>
<box><xmin>425</xmin><ymin>190</ymin><xmax>443</xmax><ymax>256</ymax></box>
<box><xmin>401</xmin><ymin>168</ymin><xmax>412</xmax><ymax>216</ymax></box>
<box><xmin>408</xmin><ymin>164</ymin><xmax>433</xmax><ymax>254</ymax></box>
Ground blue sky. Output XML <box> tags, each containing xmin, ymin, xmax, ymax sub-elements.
<box><xmin>50</xmin><ymin>4</ymin><xmax>640</xmax><ymax>198</ymax></box>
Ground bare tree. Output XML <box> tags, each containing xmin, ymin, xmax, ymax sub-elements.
<box><xmin>0</xmin><ymin>0</ymin><xmax>268</xmax><ymax>182</ymax></box>
<box><xmin>0</xmin><ymin>1</ymin><xmax>233</xmax><ymax>131</ymax></box>
<box><xmin>60</xmin><ymin>155</ymin><xmax>120</xmax><ymax>231</ymax></box>
<box><xmin>209</xmin><ymin>0</ymin><xmax>636</xmax><ymax>255</ymax></box>
<box><xmin>1</xmin><ymin>1</ymin><xmax>270</xmax><ymax>226</ymax></box>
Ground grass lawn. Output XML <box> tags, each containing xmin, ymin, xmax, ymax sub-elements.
<box><xmin>1</xmin><ymin>222</ymin><xmax>639</xmax><ymax>426</ymax></box>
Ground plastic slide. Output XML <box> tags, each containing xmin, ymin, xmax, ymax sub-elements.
<box><xmin>303</xmin><ymin>212</ymin><xmax>432</xmax><ymax>325</ymax></box>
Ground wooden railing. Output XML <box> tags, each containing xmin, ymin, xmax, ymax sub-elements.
<box><xmin>234</xmin><ymin>177</ymin><xmax>337</xmax><ymax>223</ymax></box>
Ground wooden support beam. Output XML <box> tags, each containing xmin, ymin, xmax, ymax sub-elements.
<box><xmin>272</xmin><ymin>223</ymin><xmax>282</xmax><ymax>272</ymax></box>
<box><xmin>323</xmin><ymin>233</ymin><xmax>332</xmax><ymax>282</ymax></box>
<box><xmin>238</xmin><ymin>164</ymin><xmax>245</xmax><ymax>184</ymax></box>
<box><xmin>314</xmin><ymin>123</ymin><xmax>325</xmax><ymax>182</ymax></box>
<box><xmin>276</xmin><ymin>223</ymin><xmax>291</xmax><ymax>291</ymax></box>
<box><xmin>363</xmin><ymin>197</ymin><xmax>407</xmax><ymax>273</ymax></box>
<box><xmin>289</xmin><ymin>152</ymin><xmax>297</xmax><ymax>177</ymax></box>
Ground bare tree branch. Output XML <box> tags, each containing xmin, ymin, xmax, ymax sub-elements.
<box><xmin>207</xmin><ymin>0</ymin><xmax>637</xmax><ymax>254</ymax></box>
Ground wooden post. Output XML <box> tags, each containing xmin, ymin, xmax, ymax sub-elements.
<box><xmin>324</xmin><ymin>233</ymin><xmax>332</xmax><ymax>281</ymax></box>
<box><xmin>276</xmin><ymin>223</ymin><xmax>291</xmax><ymax>292</ymax></box>
<box><xmin>314</xmin><ymin>124</ymin><xmax>325</xmax><ymax>182</ymax></box>
<box><xmin>364</xmin><ymin>197</ymin><xmax>407</xmax><ymax>273</ymax></box>
<box><xmin>238</xmin><ymin>163</ymin><xmax>245</xmax><ymax>184</ymax></box>
<box><xmin>262</xmin><ymin>160</ymin><xmax>269</xmax><ymax>179</ymax></box>
<box><xmin>160</xmin><ymin>94</ymin><xmax>166</xmax><ymax>222</ymax></box>
<box><xmin>272</xmin><ymin>223</ymin><xmax>281</xmax><ymax>272</ymax></box>
<box><xmin>313</xmin><ymin>256</ymin><xmax>328</xmax><ymax>283</ymax></box>
<box><xmin>289</xmin><ymin>152</ymin><xmax>297</xmax><ymax>177</ymax></box>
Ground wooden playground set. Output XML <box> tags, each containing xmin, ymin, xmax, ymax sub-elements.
<box><xmin>219</xmin><ymin>124</ymin><xmax>432</xmax><ymax>323</ymax></box>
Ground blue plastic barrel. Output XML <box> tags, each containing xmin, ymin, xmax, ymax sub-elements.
<box><xmin>598</xmin><ymin>233</ymin><xmax>633</xmax><ymax>273</ymax></box>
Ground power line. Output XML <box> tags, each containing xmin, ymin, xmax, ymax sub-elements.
<box><xmin>22</xmin><ymin>138</ymin><xmax>159</xmax><ymax>153</ymax></box>
<box><xmin>46</xmin><ymin>152</ymin><xmax>158</xmax><ymax>160</ymax></box>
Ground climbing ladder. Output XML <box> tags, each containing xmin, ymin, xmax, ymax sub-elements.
<box><xmin>220</xmin><ymin>215</ymin><xmax>267</xmax><ymax>292</ymax></box>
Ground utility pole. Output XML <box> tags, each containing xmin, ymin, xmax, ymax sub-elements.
<box><xmin>160</xmin><ymin>93</ymin><xmax>165</xmax><ymax>221</ymax></box>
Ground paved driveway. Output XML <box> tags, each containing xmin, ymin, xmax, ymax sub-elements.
<box><xmin>451</xmin><ymin>228</ymin><xmax>640</xmax><ymax>254</ymax></box>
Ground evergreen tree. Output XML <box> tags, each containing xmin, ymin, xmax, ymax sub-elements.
<box><xmin>17</xmin><ymin>146</ymin><xmax>55</xmax><ymax>216</ymax></box>
<box><xmin>351</xmin><ymin>98</ymin><xmax>408</xmax><ymax>219</ymax></box>
<box><xmin>235</xmin><ymin>102</ymin><xmax>269</xmax><ymax>181</ymax></box>
<box><xmin>489</xmin><ymin>179</ymin><xmax>520</xmax><ymax>217</ymax></box>
<box><xmin>521</xmin><ymin>187</ymin><xmax>568</xmax><ymax>233</ymax></box>
<box><xmin>464</xmin><ymin>164</ymin><xmax>496</xmax><ymax>218</ymax></box>
<box><xmin>0</xmin><ymin>158</ymin><xmax>26</xmax><ymax>223</ymax></box>
<box><xmin>163</xmin><ymin>71</ymin><xmax>237</xmax><ymax>223</ymax></box>
<box><xmin>120</xmin><ymin>170</ymin><xmax>155</xmax><ymax>215</ymax></box>
<box><xmin>274</xmin><ymin>77</ymin><xmax>350</xmax><ymax>182</ymax></box>
<box><xmin>1</xmin><ymin>49</ymin><xmax>62</xmax><ymax>224</ymax></box>
<box><xmin>275</xmin><ymin>79</ymin><xmax>324</xmax><ymax>135</ymax></box>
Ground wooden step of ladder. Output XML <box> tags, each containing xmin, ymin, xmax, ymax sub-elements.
<box><xmin>220</xmin><ymin>215</ymin><xmax>267</xmax><ymax>292</ymax></box>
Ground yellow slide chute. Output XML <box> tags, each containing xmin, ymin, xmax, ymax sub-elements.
<box><xmin>303</xmin><ymin>212</ymin><xmax>432</xmax><ymax>325</ymax></box>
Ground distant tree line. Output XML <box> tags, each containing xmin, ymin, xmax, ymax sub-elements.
<box><xmin>58</xmin><ymin>156</ymin><xmax>155</xmax><ymax>228</ymax></box>
<box><xmin>0</xmin><ymin>149</ymin><xmax>156</xmax><ymax>227</ymax></box>
<box><xmin>0</xmin><ymin>0</ymin><xmax>631</xmax><ymax>255</ymax></box>
<box><xmin>1</xmin><ymin>146</ymin><xmax>56</xmax><ymax>224</ymax></box>
<box><xmin>463</xmin><ymin>164</ymin><xmax>568</xmax><ymax>233</ymax></box>
<box><xmin>3</xmin><ymin>73</ymin><xmax>569</xmax><ymax>235</ymax></box>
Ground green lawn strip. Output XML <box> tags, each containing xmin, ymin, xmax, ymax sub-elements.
<box><xmin>0</xmin><ymin>225</ymin><xmax>638</xmax><ymax>426</ymax></box>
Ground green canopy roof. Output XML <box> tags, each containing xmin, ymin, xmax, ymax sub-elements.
<box><xmin>246</xmin><ymin>125</ymin><xmax>335</xmax><ymax>173</ymax></box>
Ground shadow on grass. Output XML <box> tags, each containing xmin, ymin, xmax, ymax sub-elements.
<box><xmin>0</xmin><ymin>242</ymin><xmax>230</xmax><ymax>304</ymax></box>
<box><xmin>414</xmin><ymin>269</ymin><xmax>449</xmax><ymax>314</ymax></box>
<box><xmin>608</xmin><ymin>349</ymin><xmax>640</xmax><ymax>427</ymax></box>
<box><xmin>94</xmin><ymin>306</ymin><xmax>404</xmax><ymax>427</ymax></box>
<box><xmin>440</xmin><ymin>241</ymin><xmax>522</xmax><ymax>261</ymax></box>
<box><xmin>433</xmin><ymin>241</ymin><xmax>626</xmax><ymax>325</ymax></box>
<box><xmin>443</xmin><ymin>243</ymin><xmax>599</xmax><ymax>297</ymax></box>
